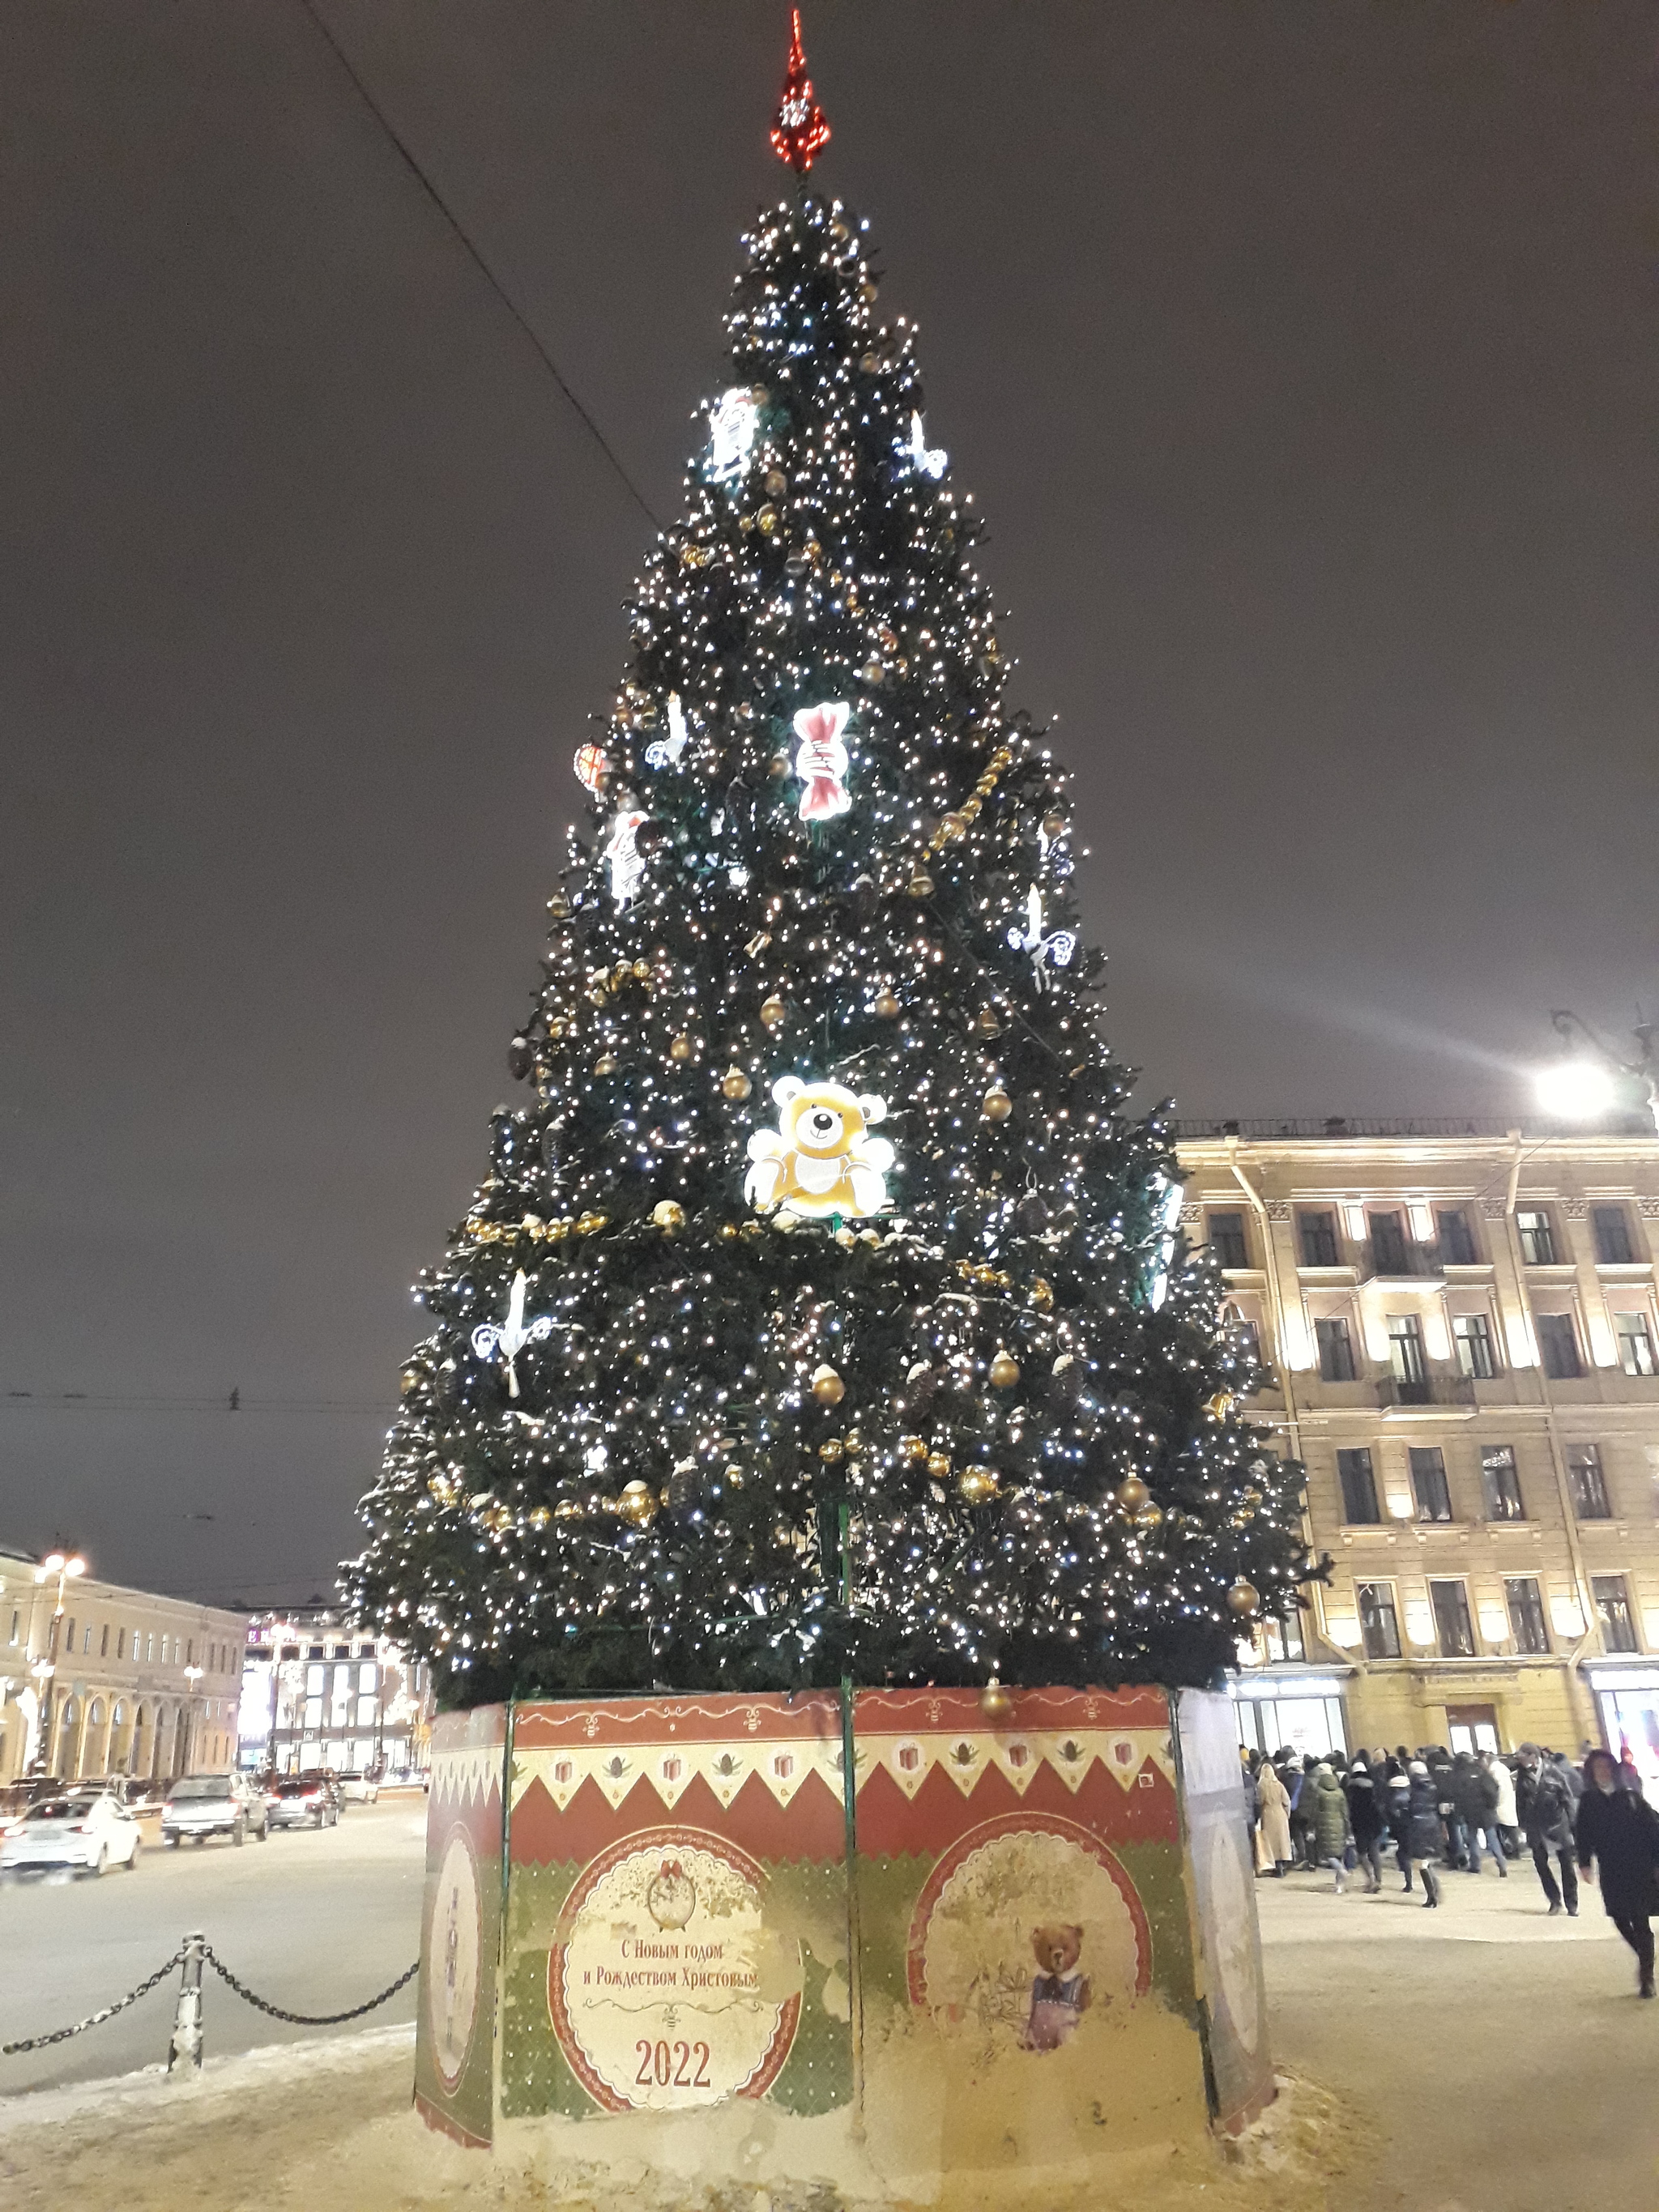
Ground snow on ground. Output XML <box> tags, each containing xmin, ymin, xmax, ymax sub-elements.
<box><xmin>0</xmin><ymin>2022</ymin><xmax>1361</xmax><ymax>2212</ymax></box>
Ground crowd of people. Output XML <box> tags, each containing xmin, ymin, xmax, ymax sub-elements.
<box><xmin>1243</xmin><ymin>1740</ymin><xmax>1659</xmax><ymax>1998</ymax></box>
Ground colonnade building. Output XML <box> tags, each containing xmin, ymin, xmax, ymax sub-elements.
<box><xmin>0</xmin><ymin>1548</ymin><xmax>245</xmax><ymax>1784</ymax></box>
<box><xmin>1175</xmin><ymin>1119</ymin><xmax>1659</xmax><ymax>1781</ymax></box>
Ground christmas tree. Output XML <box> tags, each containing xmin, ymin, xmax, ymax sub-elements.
<box><xmin>347</xmin><ymin>19</ymin><xmax>1311</xmax><ymax>1707</ymax></box>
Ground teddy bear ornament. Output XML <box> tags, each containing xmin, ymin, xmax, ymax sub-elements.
<box><xmin>744</xmin><ymin>1075</ymin><xmax>894</xmax><ymax>1221</ymax></box>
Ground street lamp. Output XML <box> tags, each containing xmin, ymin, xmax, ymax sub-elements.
<box><xmin>1537</xmin><ymin>1012</ymin><xmax>1659</xmax><ymax>1132</ymax></box>
<box><xmin>32</xmin><ymin>1549</ymin><xmax>86</xmax><ymax>1777</ymax></box>
<box><xmin>182</xmin><ymin>1664</ymin><xmax>204</xmax><ymax>1774</ymax></box>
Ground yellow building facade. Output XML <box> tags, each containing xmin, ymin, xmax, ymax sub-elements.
<box><xmin>0</xmin><ymin>1547</ymin><xmax>245</xmax><ymax>1784</ymax></box>
<box><xmin>1175</xmin><ymin>1122</ymin><xmax>1659</xmax><ymax>1779</ymax></box>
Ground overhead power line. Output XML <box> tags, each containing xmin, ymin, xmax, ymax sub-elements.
<box><xmin>1</xmin><ymin>1390</ymin><xmax>392</xmax><ymax>1417</ymax></box>
<box><xmin>296</xmin><ymin>0</ymin><xmax>662</xmax><ymax>531</ymax></box>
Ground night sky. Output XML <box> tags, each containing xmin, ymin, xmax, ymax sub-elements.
<box><xmin>2</xmin><ymin>4</ymin><xmax>1654</xmax><ymax>1605</ymax></box>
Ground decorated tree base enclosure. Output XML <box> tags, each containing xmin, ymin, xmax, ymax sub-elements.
<box><xmin>415</xmin><ymin>1685</ymin><xmax>1271</xmax><ymax>2200</ymax></box>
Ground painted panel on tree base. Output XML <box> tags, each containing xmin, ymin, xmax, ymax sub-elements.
<box><xmin>414</xmin><ymin>1704</ymin><xmax>505</xmax><ymax>2146</ymax></box>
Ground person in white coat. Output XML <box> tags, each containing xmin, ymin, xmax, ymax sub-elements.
<box><xmin>1482</xmin><ymin>1750</ymin><xmax>1518</xmax><ymax>1856</ymax></box>
<box><xmin>1256</xmin><ymin>1759</ymin><xmax>1293</xmax><ymax>1875</ymax></box>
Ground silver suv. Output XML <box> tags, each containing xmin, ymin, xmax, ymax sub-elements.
<box><xmin>161</xmin><ymin>1772</ymin><xmax>269</xmax><ymax>1847</ymax></box>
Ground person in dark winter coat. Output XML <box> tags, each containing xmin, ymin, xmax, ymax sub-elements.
<box><xmin>1345</xmin><ymin>1754</ymin><xmax>1388</xmax><ymax>1893</ymax></box>
<box><xmin>1448</xmin><ymin>1752</ymin><xmax>1486</xmax><ymax>1869</ymax></box>
<box><xmin>1401</xmin><ymin>1762</ymin><xmax>1444</xmax><ymax>1907</ymax></box>
<box><xmin>1576</xmin><ymin>1747</ymin><xmax>1659</xmax><ymax>1997</ymax></box>
<box><xmin>1517</xmin><ymin>1742</ymin><xmax>1579</xmax><ymax>1915</ymax></box>
<box><xmin>1309</xmin><ymin>1762</ymin><xmax>1353</xmax><ymax>1891</ymax></box>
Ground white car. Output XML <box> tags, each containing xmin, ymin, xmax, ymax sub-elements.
<box><xmin>0</xmin><ymin>1791</ymin><xmax>143</xmax><ymax>1877</ymax></box>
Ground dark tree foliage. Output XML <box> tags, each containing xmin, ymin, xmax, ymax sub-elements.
<box><xmin>345</xmin><ymin>192</ymin><xmax>1312</xmax><ymax>1707</ymax></box>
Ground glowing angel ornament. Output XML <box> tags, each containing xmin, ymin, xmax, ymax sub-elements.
<box><xmin>1008</xmin><ymin>888</ymin><xmax>1077</xmax><ymax>987</ymax></box>
<box><xmin>644</xmin><ymin>693</ymin><xmax>689</xmax><ymax>769</ymax></box>
<box><xmin>603</xmin><ymin>809</ymin><xmax>648</xmax><ymax>906</ymax></box>
<box><xmin>899</xmin><ymin>411</ymin><xmax>947</xmax><ymax>479</ymax></box>
<box><xmin>471</xmin><ymin>1270</ymin><xmax>555</xmax><ymax>1399</ymax></box>
<box><xmin>708</xmin><ymin>390</ymin><xmax>761</xmax><ymax>484</ymax></box>
<box><xmin>792</xmin><ymin>701</ymin><xmax>853</xmax><ymax>822</ymax></box>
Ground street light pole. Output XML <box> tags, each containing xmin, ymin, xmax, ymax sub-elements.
<box><xmin>182</xmin><ymin>1664</ymin><xmax>204</xmax><ymax>1771</ymax></box>
<box><xmin>1539</xmin><ymin>1010</ymin><xmax>1659</xmax><ymax>1131</ymax></box>
<box><xmin>31</xmin><ymin>1549</ymin><xmax>87</xmax><ymax>1776</ymax></box>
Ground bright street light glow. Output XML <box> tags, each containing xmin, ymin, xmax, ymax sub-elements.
<box><xmin>1536</xmin><ymin>1059</ymin><xmax>1616</xmax><ymax>1119</ymax></box>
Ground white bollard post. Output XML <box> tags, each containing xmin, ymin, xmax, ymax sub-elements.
<box><xmin>168</xmin><ymin>1931</ymin><xmax>206</xmax><ymax>2075</ymax></box>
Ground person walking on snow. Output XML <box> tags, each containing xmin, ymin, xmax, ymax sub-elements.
<box><xmin>1310</xmin><ymin>1762</ymin><xmax>1352</xmax><ymax>1892</ymax></box>
<box><xmin>1400</xmin><ymin>1762</ymin><xmax>1444</xmax><ymax>1907</ymax></box>
<box><xmin>1466</xmin><ymin>1753</ymin><xmax>1508</xmax><ymax>1877</ymax></box>
<box><xmin>1517</xmin><ymin>1742</ymin><xmax>1579</xmax><ymax>1915</ymax></box>
<box><xmin>1345</xmin><ymin>1753</ymin><xmax>1388</xmax><ymax>1893</ymax></box>
<box><xmin>1256</xmin><ymin>1757</ymin><xmax>1292</xmax><ymax>1876</ymax></box>
<box><xmin>1575</xmin><ymin>1746</ymin><xmax>1659</xmax><ymax>1997</ymax></box>
<box><xmin>1483</xmin><ymin>1749</ymin><xmax>1519</xmax><ymax>1856</ymax></box>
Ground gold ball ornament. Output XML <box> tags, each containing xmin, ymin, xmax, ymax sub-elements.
<box><xmin>756</xmin><ymin>505</ymin><xmax>779</xmax><ymax>535</ymax></box>
<box><xmin>936</xmin><ymin>812</ymin><xmax>967</xmax><ymax>845</ymax></box>
<box><xmin>720</xmin><ymin>1065</ymin><xmax>753</xmax><ymax>1100</ymax></box>
<box><xmin>979</xmin><ymin>1679</ymin><xmax>1015</xmax><ymax>1723</ymax></box>
<box><xmin>1205</xmin><ymin>1391</ymin><xmax>1236</xmax><ymax>1421</ymax></box>
<box><xmin>926</xmin><ymin>1450</ymin><xmax>953</xmax><ymax>1480</ymax></box>
<box><xmin>957</xmin><ymin>1464</ymin><xmax>1001</xmax><ymax>1505</ymax></box>
<box><xmin>872</xmin><ymin>987</ymin><xmax>901</xmax><ymax>1020</ymax></box>
<box><xmin>818</xmin><ymin>1438</ymin><xmax>844</xmax><ymax>1464</ymax></box>
<box><xmin>399</xmin><ymin>1366</ymin><xmax>424</xmax><ymax>1396</ymax></box>
<box><xmin>810</xmin><ymin>1364</ymin><xmax>846</xmax><ymax>1406</ymax></box>
<box><xmin>764</xmin><ymin>468</ymin><xmax>787</xmax><ymax>498</ymax></box>
<box><xmin>651</xmin><ymin>1200</ymin><xmax>686</xmax><ymax>1233</ymax></box>
<box><xmin>1042</xmin><ymin>812</ymin><xmax>1068</xmax><ymax>840</ymax></box>
<box><xmin>616</xmin><ymin>1480</ymin><xmax>657</xmax><ymax>1529</ymax></box>
<box><xmin>1029</xmin><ymin>1277</ymin><xmax>1055</xmax><ymax>1311</ymax></box>
<box><xmin>576</xmin><ymin>1210</ymin><xmax>608</xmax><ymax>1236</ymax></box>
<box><xmin>768</xmin><ymin>752</ymin><xmax>791</xmax><ymax>778</ymax></box>
<box><xmin>593</xmin><ymin>1054</ymin><xmax>618</xmax><ymax>1076</ymax></box>
<box><xmin>669</xmin><ymin>1033</ymin><xmax>695</xmax><ymax>1061</ymax></box>
<box><xmin>1132</xmin><ymin>1501</ymin><xmax>1165</xmax><ymax>1530</ymax></box>
<box><xmin>988</xmin><ymin>1350</ymin><xmax>1021</xmax><ymax>1389</ymax></box>
<box><xmin>760</xmin><ymin>995</ymin><xmax>787</xmax><ymax>1031</ymax></box>
<box><xmin>901</xmin><ymin>1435</ymin><xmax>929</xmax><ymax>1463</ymax></box>
<box><xmin>982</xmin><ymin>1087</ymin><xmax>1013</xmax><ymax>1122</ymax></box>
<box><xmin>1226</xmin><ymin>1580</ymin><xmax>1260</xmax><ymax>1617</ymax></box>
<box><xmin>1115</xmin><ymin>1476</ymin><xmax>1151</xmax><ymax>1515</ymax></box>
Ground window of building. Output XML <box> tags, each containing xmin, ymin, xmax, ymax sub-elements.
<box><xmin>1299</xmin><ymin>1210</ymin><xmax>1340</xmax><ymax>1268</ymax></box>
<box><xmin>117</xmin><ymin>1626</ymin><xmax>126</xmax><ymax>1659</ymax></box>
<box><xmin>100</xmin><ymin>1623</ymin><xmax>109</xmax><ymax>1658</ymax></box>
<box><xmin>1410</xmin><ymin>1447</ymin><xmax>1453</xmax><ymax>1522</ymax></box>
<box><xmin>1437</xmin><ymin>1208</ymin><xmax>1478</xmax><ymax>1265</ymax></box>
<box><xmin>144</xmin><ymin>1632</ymin><xmax>154</xmax><ymax>1662</ymax></box>
<box><xmin>1256</xmin><ymin>1610</ymin><xmax>1306</xmax><ymax>1663</ymax></box>
<box><xmin>1481</xmin><ymin>1445</ymin><xmax>1526</xmax><ymax>1522</ymax></box>
<box><xmin>64</xmin><ymin>1618</ymin><xmax>75</xmax><ymax>1652</ymax></box>
<box><xmin>8</xmin><ymin>1609</ymin><xmax>18</xmax><ymax>1645</ymax></box>
<box><xmin>1505</xmin><ymin>1576</ymin><xmax>1551</xmax><ymax>1655</ymax></box>
<box><xmin>1387</xmin><ymin>1313</ymin><xmax>1427</xmax><ymax>1389</ymax></box>
<box><xmin>1537</xmin><ymin>1311</ymin><xmax>1583</xmax><ymax>1380</ymax></box>
<box><xmin>186</xmin><ymin>1639</ymin><xmax>195</xmax><ymax>1667</ymax></box>
<box><xmin>1452</xmin><ymin>1313</ymin><xmax>1498</xmax><ymax>1379</ymax></box>
<box><xmin>1316</xmin><ymin>1315</ymin><xmax>1358</xmax><ymax>1382</ymax></box>
<box><xmin>1207</xmin><ymin>1210</ymin><xmax>1248</xmax><ymax>1270</ymax></box>
<box><xmin>356</xmin><ymin>1694</ymin><xmax>378</xmax><ymax>1729</ymax></box>
<box><xmin>1592</xmin><ymin>1206</ymin><xmax>1635</xmax><ymax>1265</ymax></box>
<box><xmin>1337</xmin><ymin>1447</ymin><xmax>1380</xmax><ymax>1524</ymax></box>
<box><xmin>308</xmin><ymin>1643</ymin><xmax>326</xmax><ymax>1661</ymax></box>
<box><xmin>1230</xmin><ymin>1313</ymin><xmax>1262</xmax><ymax>1365</ymax></box>
<box><xmin>1568</xmin><ymin>1443</ymin><xmax>1612</xmax><ymax>1520</ymax></box>
<box><xmin>1517</xmin><ymin>1209</ymin><xmax>1557</xmax><ymax>1265</ymax></box>
<box><xmin>280</xmin><ymin>1644</ymin><xmax>301</xmax><ymax>1662</ymax></box>
<box><xmin>1430</xmin><ymin>1579</ymin><xmax>1476</xmax><ymax>1658</ymax></box>
<box><xmin>1370</xmin><ymin>1211</ymin><xmax>1410</xmax><ymax>1274</ymax></box>
<box><xmin>1357</xmin><ymin>1582</ymin><xmax>1402</xmax><ymax>1660</ymax></box>
<box><xmin>305</xmin><ymin>1663</ymin><xmax>326</xmax><ymax>1694</ymax></box>
<box><xmin>1593</xmin><ymin>1575</ymin><xmax>1640</xmax><ymax>1654</ymax></box>
<box><xmin>331</xmin><ymin>1643</ymin><xmax>352</xmax><ymax>1661</ymax></box>
<box><xmin>1614</xmin><ymin>1311</ymin><xmax>1657</xmax><ymax>1377</ymax></box>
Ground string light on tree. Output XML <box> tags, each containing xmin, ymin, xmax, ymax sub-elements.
<box><xmin>344</xmin><ymin>17</ymin><xmax>1313</xmax><ymax>1707</ymax></box>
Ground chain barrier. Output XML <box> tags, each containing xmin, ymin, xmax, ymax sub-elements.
<box><xmin>2</xmin><ymin>1941</ymin><xmax>419</xmax><ymax>2060</ymax></box>
<box><xmin>2</xmin><ymin>1946</ymin><xmax>188</xmax><ymax>2056</ymax></box>
<box><xmin>203</xmin><ymin>1946</ymin><xmax>420</xmax><ymax>2027</ymax></box>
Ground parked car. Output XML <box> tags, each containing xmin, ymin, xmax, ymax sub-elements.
<box><xmin>0</xmin><ymin>1775</ymin><xmax>76</xmax><ymax>1837</ymax></box>
<box><xmin>76</xmin><ymin>1775</ymin><xmax>157</xmax><ymax>1809</ymax></box>
<box><xmin>161</xmin><ymin>1772</ymin><xmax>269</xmax><ymax>1847</ymax></box>
<box><xmin>0</xmin><ymin>1792</ymin><xmax>143</xmax><ymax>1877</ymax></box>
<box><xmin>339</xmin><ymin>1771</ymin><xmax>380</xmax><ymax>1804</ymax></box>
<box><xmin>267</xmin><ymin>1776</ymin><xmax>340</xmax><ymax>1829</ymax></box>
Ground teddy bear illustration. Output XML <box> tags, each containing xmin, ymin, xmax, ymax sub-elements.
<box><xmin>1020</xmin><ymin>1924</ymin><xmax>1093</xmax><ymax>2052</ymax></box>
<box><xmin>744</xmin><ymin>1076</ymin><xmax>893</xmax><ymax>1221</ymax></box>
